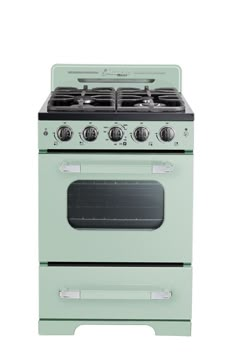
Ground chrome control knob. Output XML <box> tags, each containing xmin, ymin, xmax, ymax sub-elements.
<box><xmin>83</xmin><ymin>126</ymin><xmax>98</xmax><ymax>142</ymax></box>
<box><xmin>57</xmin><ymin>126</ymin><xmax>73</xmax><ymax>141</ymax></box>
<box><xmin>134</xmin><ymin>127</ymin><xmax>149</xmax><ymax>142</ymax></box>
<box><xmin>159</xmin><ymin>127</ymin><xmax>175</xmax><ymax>142</ymax></box>
<box><xmin>109</xmin><ymin>127</ymin><xmax>123</xmax><ymax>142</ymax></box>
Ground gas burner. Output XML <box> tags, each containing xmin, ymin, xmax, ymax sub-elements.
<box><xmin>117</xmin><ymin>86</ymin><xmax>185</xmax><ymax>112</ymax></box>
<box><xmin>48</xmin><ymin>86</ymin><xmax>116</xmax><ymax>112</ymax></box>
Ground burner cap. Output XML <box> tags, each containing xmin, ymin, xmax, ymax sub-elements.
<box><xmin>83</xmin><ymin>98</ymin><xmax>94</xmax><ymax>104</ymax></box>
<box><xmin>142</xmin><ymin>98</ymin><xmax>153</xmax><ymax>104</ymax></box>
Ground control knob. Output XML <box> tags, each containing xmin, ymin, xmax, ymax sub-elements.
<box><xmin>134</xmin><ymin>127</ymin><xmax>149</xmax><ymax>142</ymax></box>
<box><xmin>57</xmin><ymin>126</ymin><xmax>73</xmax><ymax>141</ymax></box>
<box><xmin>159</xmin><ymin>127</ymin><xmax>175</xmax><ymax>142</ymax></box>
<box><xmin>109</xmin><ymin>127</ymin><xmax>123</xmax><ymax>142</ymax></box>
<box><xmin>83</xmin><ymin>126</ymin><xmax>98</xmax><ymax>142</ymax></box>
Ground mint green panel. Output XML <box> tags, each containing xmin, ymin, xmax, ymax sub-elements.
<box><xmin>51</xmin><ymin>64</ymin><xmax>182</xmax><ymax>91</ymax></box>
<box><xmin>39</xmin><ymin>319</ymin><xmax>191</xmax><ymax>336</ymax></box>
<box><xmin>39</xmin><ymin>153</ymin><xmax>193</xmax><ymax>263</ymax></box>
<box><xmin>39</xmin><ymin>266</ymin><xmax>192</xmax><ymax>320</ymax></box>
<box><xmin>38</xmin><ymin>121</ymin><xmax>193</xmax><ymax>151</ymax></box>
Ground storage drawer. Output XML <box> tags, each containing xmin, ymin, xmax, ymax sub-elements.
<box><xmin>39</xmin><ymin>266</ymin><xmax>192</xmax><ymax>320</ymax></box>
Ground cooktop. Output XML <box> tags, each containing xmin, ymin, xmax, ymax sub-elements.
<box><xmin>39</xmin><ymin>65</ymin><xmax>194</xmax><ymax>121</ymax></box>
<box><xmin>47</xmin><ymin>86</ymin><xmax>185</xmax><ymax>112</ymax></box>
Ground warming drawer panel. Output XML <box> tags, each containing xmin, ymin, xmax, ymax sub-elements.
<box><xmin>39</xmin><ymin>266</ymin><xmax>192</xmax><ymax>320</ymax></box>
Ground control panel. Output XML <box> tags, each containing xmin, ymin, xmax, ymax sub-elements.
<box><xmin>39</xmin><ymin>121</ymin><xmax>193</xmax><ymax>150</ymax></box>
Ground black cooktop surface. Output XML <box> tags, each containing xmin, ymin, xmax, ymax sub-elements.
<box><xmin>39</xmin><ymin>86</ymin><xmax>194</xmax><ymax>121</ymax></box>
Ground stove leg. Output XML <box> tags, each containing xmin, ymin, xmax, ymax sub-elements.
<box><xmin>39</xmin><ymin>320</ymin><xmax>78</xmax><ymax>335</ymax></box>
<box><xmin>147</xmin><ymin>320</ymin><xmax>191</xmax><ymax>336</ymax></box>
<box><xmin>39</xmin><ymin>320</ymin><xmax>191</xmax><ymax>336</ymax></box>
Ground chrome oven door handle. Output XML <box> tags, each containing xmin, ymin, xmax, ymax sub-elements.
<box><xmin>59</xmin><ymin>161</ymin><xmax>173</xmax><ymax>174</ymax></box>
<box><xmin>152</xmin><ymin>162</ymin><xmax>174</xmax><ymax>174</ymax></box>
<box><xmin>59</xmin><ymin>163</ymin><xmax>81</xmax><ymax>173</ymax></box>
<box><xmin>59</xmin><ymin>289</ymin><xmax>172</xmax><ymax>300</ymax></box>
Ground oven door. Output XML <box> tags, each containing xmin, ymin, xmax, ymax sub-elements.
<box><xmin>39</xmin><ymin>153</ymin><xmax>193</xmax><ymax>263</ymax></box>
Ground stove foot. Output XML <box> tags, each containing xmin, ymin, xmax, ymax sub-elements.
<box><xmin>39</xmin><ymin>320</ymin><xmax>191</xmax><ymax>336</ymax></box>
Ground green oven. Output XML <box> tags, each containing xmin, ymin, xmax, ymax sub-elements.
<box><xmin>39</xmin><ymin>152</ymin><xmax>193</xmax><ymax>263</ymax></box>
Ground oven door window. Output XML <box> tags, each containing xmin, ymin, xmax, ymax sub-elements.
<box><xmin>67</xmin><ymin>180</ymin><xmax>164</xmax><ymax>229</ymax></box>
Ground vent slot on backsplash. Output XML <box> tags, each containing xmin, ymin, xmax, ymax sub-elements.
<box><xmin>78</xmin><ymin>78</ymin><xmax>155</xmax><ymax>83</ymax></box>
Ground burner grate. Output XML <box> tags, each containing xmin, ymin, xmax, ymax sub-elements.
<box><xmin>47</xmin><ymin>86</ymin><xmax>185</xmax><ymax>112</ymax></box>
<box><xmin>117</xmin><ymin>87</ymin><xmax>185</xmax><ymax>112</ymax></box>
<box><xmin>48</xmin><ymin>86</ymin><xmax>116</xmax><ymax>112</ymax></box>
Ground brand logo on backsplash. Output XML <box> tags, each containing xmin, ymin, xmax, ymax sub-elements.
<box><xmin>102</xmin><ymin>69</ymin><xmax>130</xmax><ymax>77</ymax></box>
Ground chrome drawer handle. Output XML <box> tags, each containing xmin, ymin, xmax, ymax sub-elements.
<box><xmin>151</xmin><ymin>290</ymin><xmax>172</xmax><ymax>300</ymax></box>
<box><xmin>59</xmin><ymin>289</ymin><xmax>172</xmax><ymax>300</ymax></box>
<box><xmin>152</xmin><ymin>162</ymin><xmax>174</xmax><ymax>174</ymax></box>
<box><xmin>59</xmin><ymin>290</ymin><xmax>81</xmax><ymax>299</ymax></box>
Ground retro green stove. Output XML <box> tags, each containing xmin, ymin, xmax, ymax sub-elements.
<box><xmin>38</xmin><ymin>65</ymin><xmax>194</xmax><ymax>336</ymax></box>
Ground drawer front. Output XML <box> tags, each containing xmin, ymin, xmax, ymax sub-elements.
<box><xmin>39</xmin><ymin>266</ymin><xmax>192</xmax><ymax>320</ymax></box>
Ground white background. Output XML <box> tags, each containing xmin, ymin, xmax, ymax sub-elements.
<box><xmin>1</xmin><ymin>0</ymin><xmax>236</xmax><ymax>352</ymax></box>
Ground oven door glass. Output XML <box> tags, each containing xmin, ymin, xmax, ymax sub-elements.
<box><xmin>68</xmin><ymin>180</ymin><xmax>164</xmax><ymax>229</ymax></box>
